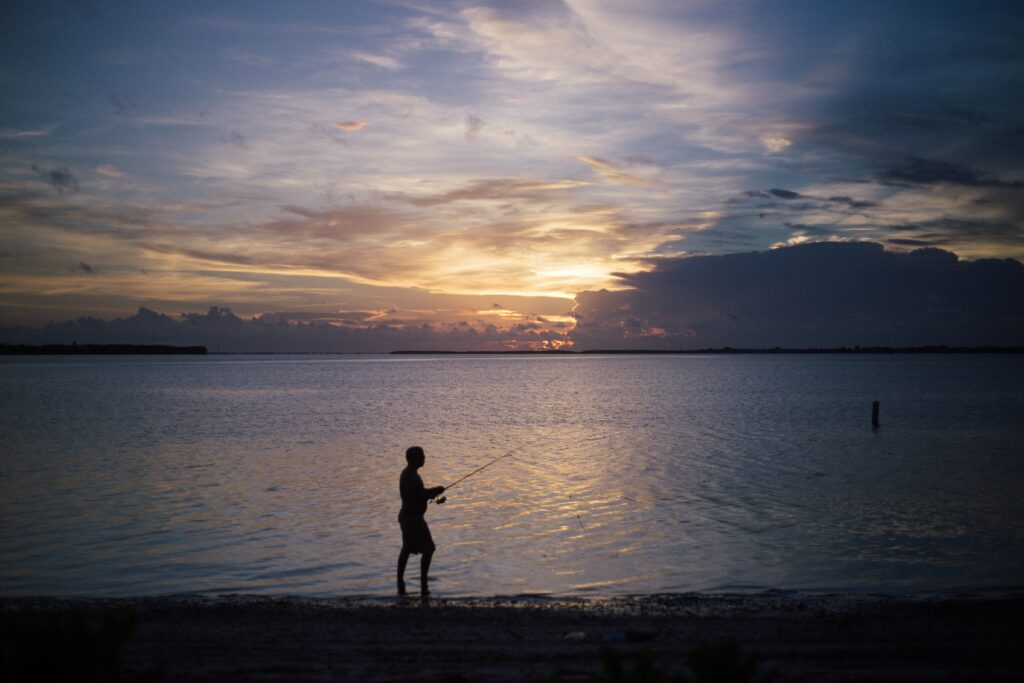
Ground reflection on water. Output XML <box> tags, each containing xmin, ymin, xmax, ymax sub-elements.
<box><xmin>1</xmin><ymin>354</ymin><xmax>1022</xmax><ymax>596</ymax></box>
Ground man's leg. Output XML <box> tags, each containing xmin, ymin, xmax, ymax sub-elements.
<box><xmin>397</xmin><ymin>548</ymin><xmax>410</xmax><ymax>595</ymax></box>
<box><xmin>420</xmin><ymin>550</ymin><xmax>433</xmax><ymax>596</ymax></box>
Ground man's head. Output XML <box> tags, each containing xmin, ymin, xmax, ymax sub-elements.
<box><xmin>405</xmin><ymin>446</ymin><xmax>425</xmax><ymax>468</ymax></box>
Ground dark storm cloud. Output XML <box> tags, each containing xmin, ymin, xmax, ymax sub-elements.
<box><xmin>690</xmin><ymin>188</ymin><xmax>885</xmax><ymax>255</ymax></box>
<box><xmin>31</xmin><ymin>164</ymin><xmax>78</xmax><ymax>193</ymax></box>
<box><xmin>735</xmin><ymin>190</ymin><xmax>874</xmax><ymax>211</ymax></box>
<box><xmin>886</xmin><ymin>217</ymin><xmax>1024</xmax><ymax>247</ymax></box>
<box><xmin>887</xmin><ymin>238</ymin><xmax>935</xmax><ymax>247</ymax></box>
<box><xmin>569</xmin><ymin>242</ymin><xmax>1024</xmax><ymax>349</ymax></box>
<box><xmin>4</xmin><ymin>1</ymin><xmax>1024</xmax><ymax>335</ymax></box>
<box><xmin>827</xmin><ymin>196</ymin><xmax>876</xmax><ymax>209</ymax></box>
<box><xmin>711</xmin><ymin>173</ymin><xmax>1024</xmax><ymax>256</ymax></box>
<box><xmin>763</xmin><ymin>3</ymin><xmax>1024</xmax><ymax>256</ymax></box>
<box><xmin>879</xmin><ymin>157</ymin><xmax>1023</xmax><ymax>188</ymax></box>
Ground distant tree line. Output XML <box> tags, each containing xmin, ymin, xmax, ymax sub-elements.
<box><xmin>393</xmin><ymin>346</ymin><xmax>1024</xmax><ymax>355</ymax></box>
<box><xmin>0</xmin><ymin>343</ymin><xmax>207</xmax><ymax>355</ymax></box>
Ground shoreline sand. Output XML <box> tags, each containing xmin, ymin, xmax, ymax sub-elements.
<box><xmin>3</xmin><ymin>591</ymin><xmax>1022</xmax><ymax>681</ymax></box>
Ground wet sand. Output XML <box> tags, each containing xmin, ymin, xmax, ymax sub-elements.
<box><xmin>3</xmin><ymin>592</ymin><xmax>1022</xmax><ymax>681</ymax></box>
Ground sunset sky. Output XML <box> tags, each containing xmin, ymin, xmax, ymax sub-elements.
<box><xmin>2</xmin><ymin>1</ymin><xmax>1023</xmax><ymax>350</ymax></box>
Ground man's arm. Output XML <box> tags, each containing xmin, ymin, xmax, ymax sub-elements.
<box><xmin>410</xmin><ymin>474</ymin><xmax>443</xmax><ymax>503</ymax></box>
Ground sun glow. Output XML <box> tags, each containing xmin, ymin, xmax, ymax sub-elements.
<box><xmin>4</xmin><ymin>1</ymin><xmax>1020</xmax><ymax>349</ymax></box>
<box><xmin>533</xmin><ymin>264</ymin><xmax>615</xmax><ymax>282</ymax></box>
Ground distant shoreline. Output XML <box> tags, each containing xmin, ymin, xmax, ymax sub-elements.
<box><xmin>3</xmin><ymin>344</ymin><xmax>1022</xmax><ymax>356</ymax></box>
<box><xmin>393</xmin><ymin>345</ymin><xmax>1024</xmax><ymax>355</ymax></box>
<box><xmin>0</xmin><ymin>344</ymin><xmax>207</xmax><ymax>355</ymax></box>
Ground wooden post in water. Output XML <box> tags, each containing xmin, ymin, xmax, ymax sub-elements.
<box><xmin>871</xmin><ymin>400</ymin><xmax>880</xmax><ymax>428</ymax></box>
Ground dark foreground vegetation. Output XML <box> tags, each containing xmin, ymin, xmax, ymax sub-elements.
<box><xmin>2</xmin><ymin>593</ymin><xmax>1020</xmax><ymax>682</ymax></box>
<box><xmin>0</xmin><ymin>344</ymin><xmax>207</xmax><ymax>355</ymax></box>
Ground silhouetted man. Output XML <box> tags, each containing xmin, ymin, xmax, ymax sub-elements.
<box><xmin>398</xmin><ymin>446</ymin><xmax>445</xmax><ymax>596</ymax></box>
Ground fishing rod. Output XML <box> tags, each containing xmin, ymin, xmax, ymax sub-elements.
<box><xmin>431</xmin><ymin>430</ymin><xmax>620</xmax><ymax>505</ymax></box>
<box><xmin>431</xmin><ymin>436</ymin><xmax>547</xmax><ymax>505</ymax></box>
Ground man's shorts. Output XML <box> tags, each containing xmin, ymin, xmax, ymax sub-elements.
<box><xmin>398</xmin><ymin>511</ymin><xmax>436</xmax><ymax>555</ymax></box>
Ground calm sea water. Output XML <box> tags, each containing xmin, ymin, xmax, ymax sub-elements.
<box><xmin>1</xmin><ymin>354</ymin><xmax>1022</xmax><ymax>597</ymax></box>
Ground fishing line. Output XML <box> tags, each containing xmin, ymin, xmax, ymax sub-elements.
<box><xmin>429</xmin><ymin>434</ymin><xmax>547</xmax><ymax>505</ymax></box>
<box><xmin>430</xmin><ymin>430</ymin><xmax>621</xmax><ymax>506</ymax></box>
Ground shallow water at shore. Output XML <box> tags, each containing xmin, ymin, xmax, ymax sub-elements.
<box><xmin>1</xmin><ymin>353</ymin><xmax>1022</xmax><ymax>596</ymax></box>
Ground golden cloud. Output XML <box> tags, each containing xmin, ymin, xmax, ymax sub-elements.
<box><xmin>577</xmin><ymin>156</ymin><xmax>648</xmax><ymax>186</ymax></box>
<box><xmin>335</xmin><ymin>121</ymin><xmax>367</xmax><ymax>132</ymax></box>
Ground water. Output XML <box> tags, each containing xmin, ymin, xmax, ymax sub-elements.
<box><xmin>1</xmin><ymin>354</ymin><xmax>1022</xmax><ymax>597</ymax></box>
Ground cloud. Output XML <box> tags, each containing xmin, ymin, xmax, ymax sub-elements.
<box><xmin>345</xmin><ymin>50</ymin><xmax>402</xmax><ymax>70</ymax></box>
<box><xmin>827</xmin><ymin>196</ymin><xmax>876</xmax><ymax>209</ymax></box>
<box><xmin>881</xmin><ymin>217</ymin><xmax>1023</xmax><ymax>249</ymax></box>
<box><xmin>465</xmin><ymin>113</ymin><xmax>484</xmax><ymax>140</ymax></box>
<box><xmin>738</xmin><ymin>188</ymin><xmax>875</xmax><ymax>211</ymax></box>
<box><xmin>4</xmin><ymin>2</ymin><xmax>1023</xmax><ymax>334</ymax></box>
<box><xmin>0</xmin><ymin>306</ymin><xmax>572</xmax><ymax>352</ymax></box>
<box><xmin>0</xmin><ymin>190</ymin><xmax>180</xmax><ymax>241</ymax></box>
<box><xmin>577</xmin><ymin>156</ymin><xmax>648</xmax><ymax>186</ymax></box>
<box><xmin>334</xmin><ymin>121</ymin><xmax>366</xmax><ymax>132</ymax></box>
<box><xmin>95</xmin><ymin>164</ymin><xmax>123</xmax><ymax>178</ymax></box>
<box><xmin>0</xmin><ymin>124</ymin><xmax>57</xmax><ymax>139</ymax></box>
<box><xmin>887</xmin><ymin>238</ymin><xmax>935</xmax><ymax>247</ymax></box>
<box><xmin>256</xmin><ymin>309</ymin><xmax>383</xmax><ymax>326</ymax></box>
<box><xmin>222</xmin><ymin>47</ymin><xmax>275</xmax><ymax>67</ymax></box>
<box><xmin>705</xmin><ymin>175</ymin><xmax>1024</xmax><ymax>261</ymax></box>
<box><xmin>0</xmin><ymin>185</ymin><xmax>639</xmax><ymax>304</ymax></box>
<box><xmin>569</xmin><ymin>242</ymin><xmax>1024</xmax><ymax>349</ymax></box>
<box><xmin>880</xmin><ymin>157</ymin><xmax>1023</xmax><ymax>189</ymax></box>
<box><xmin>404</xmin><ymin>178</ymin><xmax>587</xmax><ymax>207</ymax></box>
<box><xmin>32</xmin><ymin>164</ymin><xmax>79</xmax><ymax>193</ymax></box>
<box><xmin>760</xmin><ymin>134</ymin><xmax>791</xmax><ymax>153</ymax></box>
<box><xmin>222</xmin><ymin>131</ymin><xmax>248</xmax><ymax>148</ymax></box>
<box><xmin>435</xmin><ymin>0</ymin><xmax>745</xmax><ymax>105</ymax></box>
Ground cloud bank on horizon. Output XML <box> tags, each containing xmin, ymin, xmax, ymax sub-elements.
<box><xmin>2</xmin><ymin>1</ymin><xmax>1023</xmax><ymax>349</ymax></box>
<box><xmin>5</xmin><ymin>242</ymin><xmax>1023</xmax><ymax>351</ymax></box>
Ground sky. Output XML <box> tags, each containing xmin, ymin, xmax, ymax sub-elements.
<box><xmin>1</xmin><ymin>1</ymin><xmax>1023</xmax><ymax>350</ymax></box>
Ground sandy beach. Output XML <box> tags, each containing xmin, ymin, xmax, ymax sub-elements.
<box><xmin>3</xmin><ymin>591</ymin><xmax>1021</xmax><ymax>681</ymax></box>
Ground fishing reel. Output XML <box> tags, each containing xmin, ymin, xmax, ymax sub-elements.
<box><xmin>436</xmin><ymin>496</ymin><xmax>447</xmax><ymax>504</ymax></box>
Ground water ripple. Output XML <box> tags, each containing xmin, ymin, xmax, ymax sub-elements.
<box><xmin>1</xmin><ymin>353</ymin><xmax>1022</xmax><ymax>596</ymax></box>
